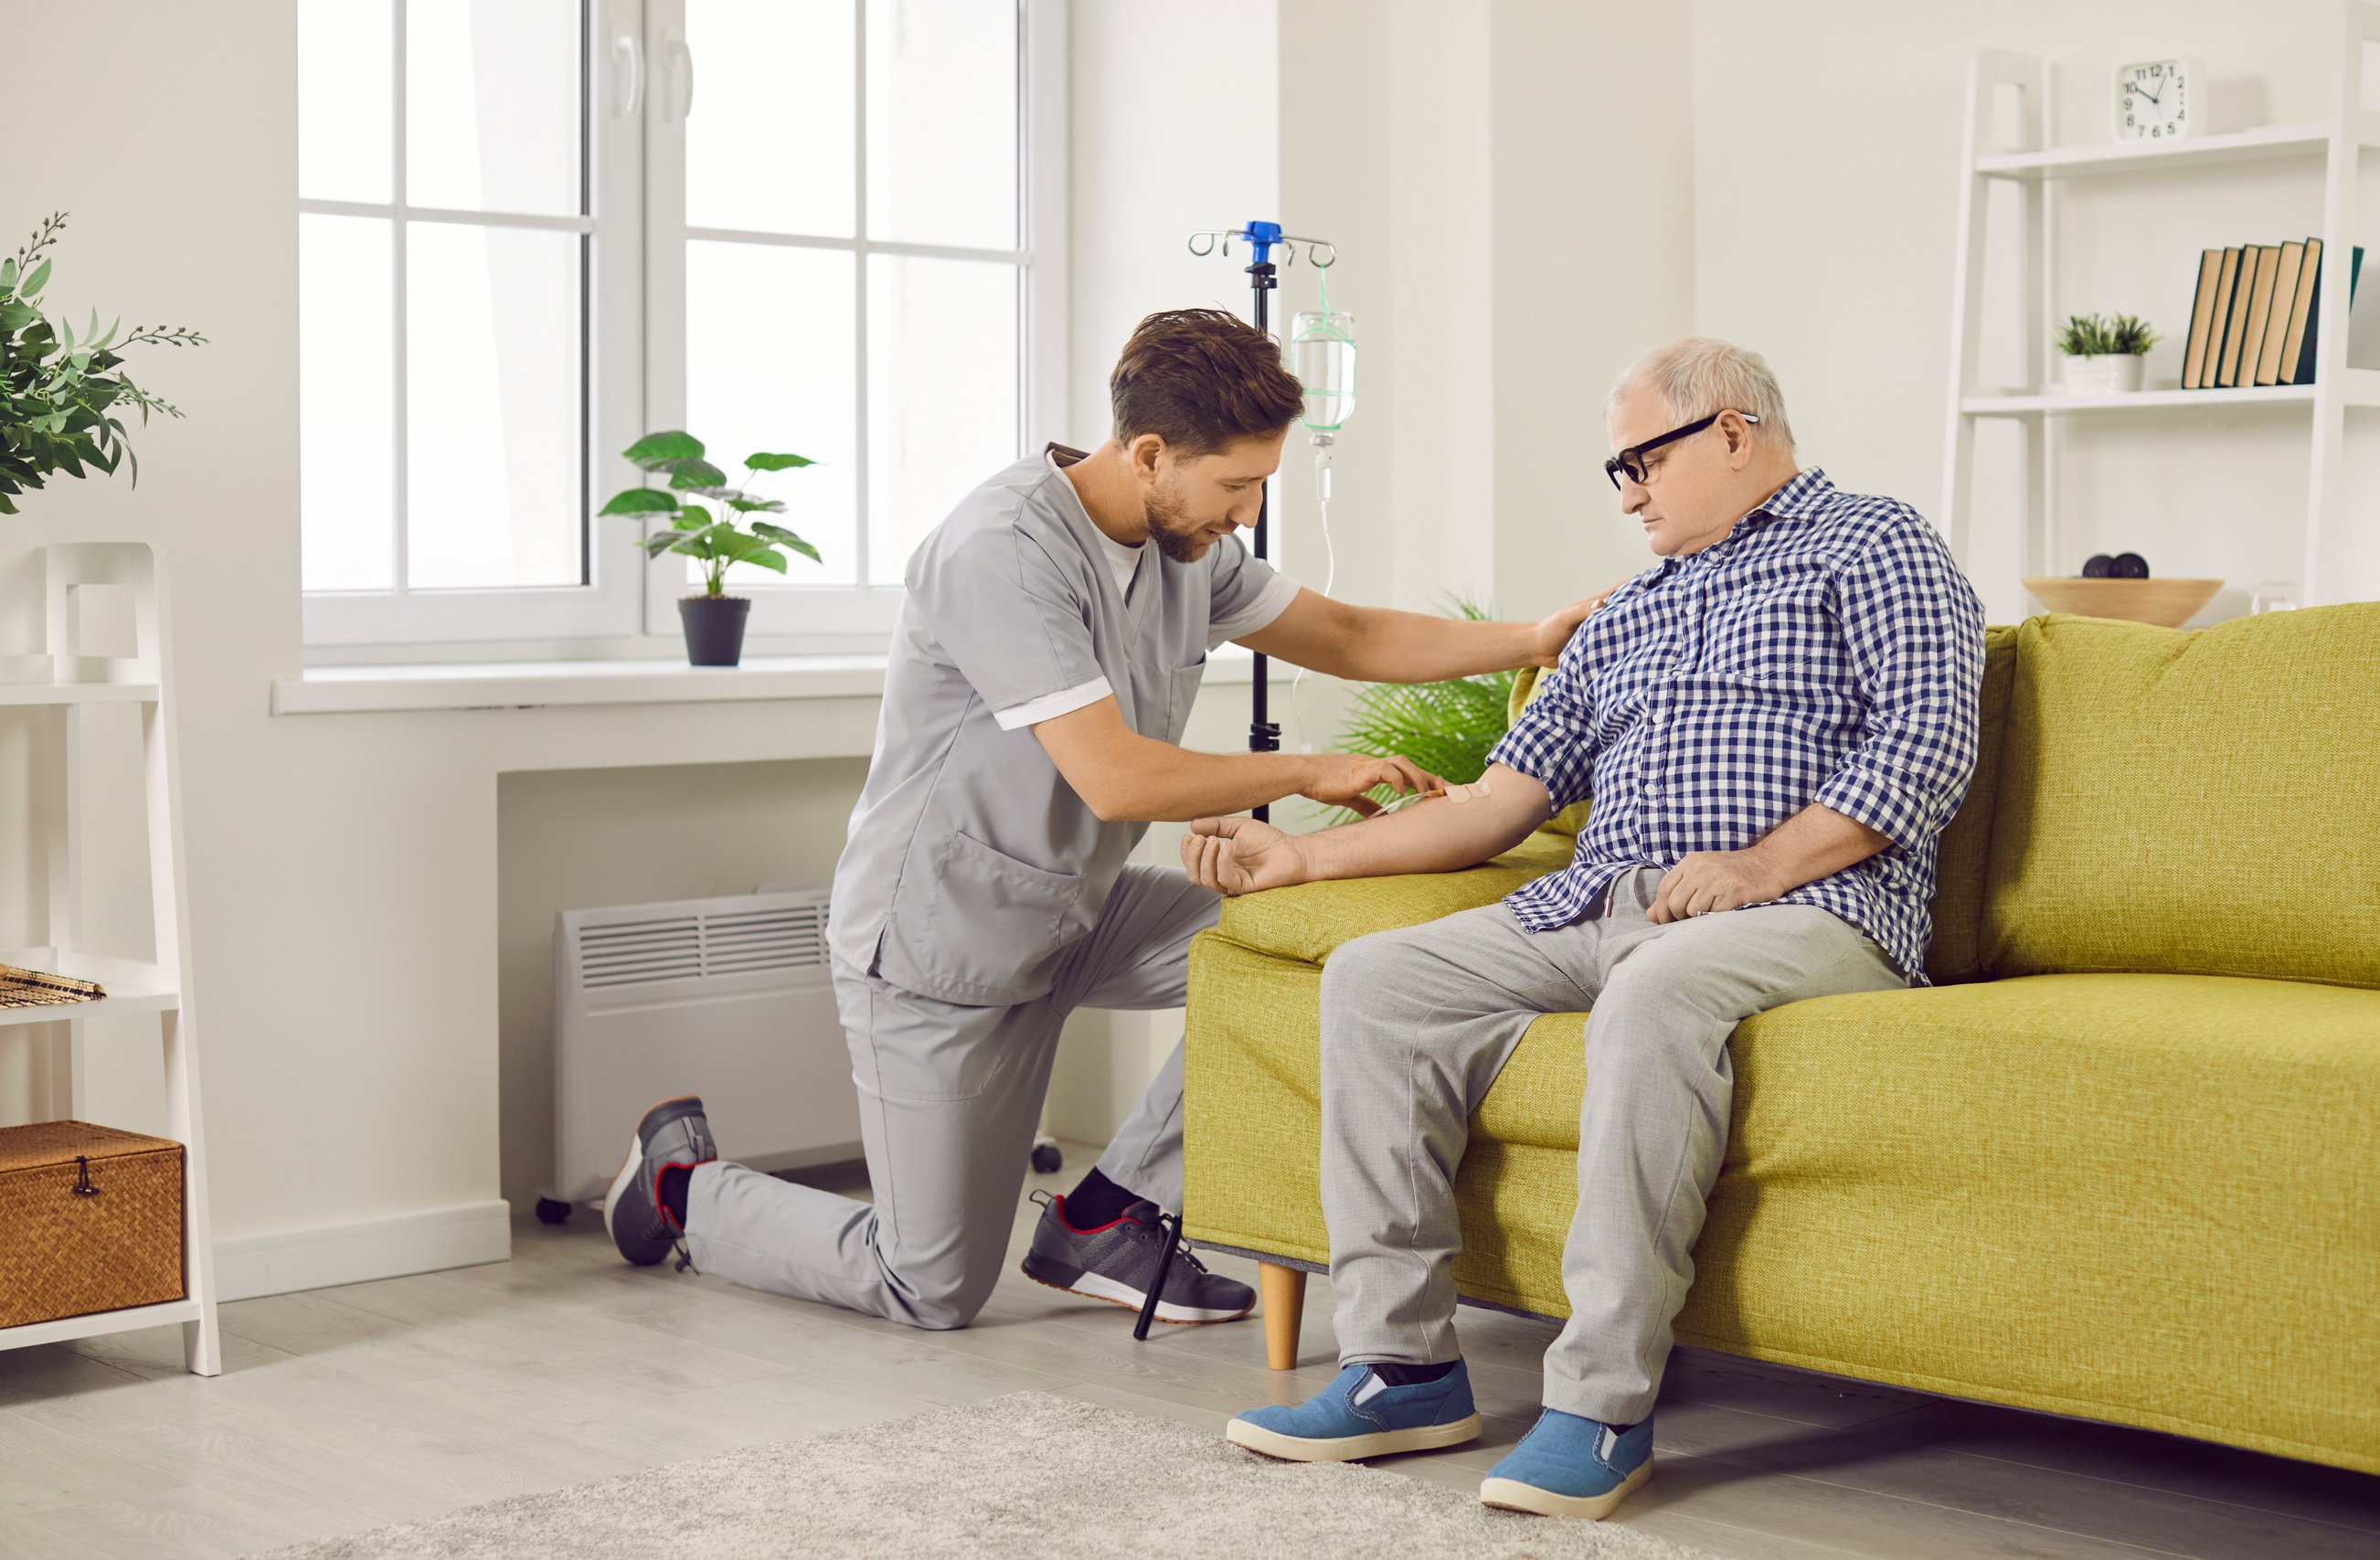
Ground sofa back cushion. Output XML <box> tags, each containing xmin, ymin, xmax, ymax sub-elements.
<box><xmin>1508</xmin><ymin>629</ymin><xmax>2017</xmax><ymax>983</ymax></box>
<box><xmin>1922</xmin><ymin>623</ymin><xmax>2019</xmax><ymax>983</ymax></box>
<box><xmin>1982</xmin><ymin>604</ymin><xmax>2380</xmax><ymax>990</ymax></box>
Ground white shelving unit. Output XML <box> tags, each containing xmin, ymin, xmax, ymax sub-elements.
<box><xmin>1</xmin><ymin>541</ymin><xmax>220</xmax><ymax>1374</ymax></box>
<box><xmin>1942</xmin><ymin>5</ymin><xmax>2380</xmax><ymax>610</ymax></box>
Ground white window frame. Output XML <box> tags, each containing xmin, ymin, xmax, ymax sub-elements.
<box><xmin>299</xmin><ymin>0</ymin><xmax>1066</xmax><ymax>665</ymax></box>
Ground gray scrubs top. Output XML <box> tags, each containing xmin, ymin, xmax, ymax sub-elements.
<box><xmin>827</xmin><ymin>444</ymin><xmax>1296</xmax><ymax>1007</ymax></box>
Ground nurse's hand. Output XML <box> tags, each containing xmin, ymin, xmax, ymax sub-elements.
<box><xmin>1300</xmin><ymin>753</ymin><xmax>1445</xmax><ymax>817</ymax></box>
<box><xmin>1182</xmin><ymin>815</ymin><xmax>1310</xmax><ymax>896</ymax></box>
<box><xmin>1529</xmin><ymin>582</ymin><xmax>1622</xmax><ymax>667</ymax></box>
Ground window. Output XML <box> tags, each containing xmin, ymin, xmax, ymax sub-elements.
<box><xmin>298</xmin><ymin>0</ymin><xmax>1063</xmax><ymax>658</ymax></box>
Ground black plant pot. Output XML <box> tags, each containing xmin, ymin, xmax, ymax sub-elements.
<box><xmin>678</xmin><ymin>594</ymin><xmax>752</xmax><ymax>666</ymax></box>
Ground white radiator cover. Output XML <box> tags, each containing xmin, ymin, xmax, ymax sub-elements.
<box><xmin>551</xmin><ymin>887</ymin><xmax>858</xmax><ymax>1205</ymax></box>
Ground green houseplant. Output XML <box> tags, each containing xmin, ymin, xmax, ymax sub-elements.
<box><xmin>0</xmin><ymin>212</ymin><xmax>207</xmax><ymax>515</ymax></box>
<box><xmin>598</xmin><ymin>430</ymin><xmax>821</xmax><ymax>666</ymax></box>
<box><xmin>2055</xmin><ymin>312</ymin><xmax>2159</xmax><ymax>395</ymax></box>
<box><xmin>1328</xmin><ymin>598</ymin><xmax>1517</xmax><ymax>822</ymax></box>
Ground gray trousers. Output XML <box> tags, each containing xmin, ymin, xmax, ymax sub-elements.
<box><xmin>684</xmin><ymin>865</ymin><xmax>1218</xmax><ymax>1330</ymax></box>
<box><xmin>1322</xmin><ymin>865</ymin><xmax>1907</xmax><ymax>1424</ymax></box>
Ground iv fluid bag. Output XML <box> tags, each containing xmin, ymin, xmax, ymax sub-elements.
<box><xmin>1291</xmin><ymin>310</ymin><xmax>1355</xmax><ymax>435</ymax></box>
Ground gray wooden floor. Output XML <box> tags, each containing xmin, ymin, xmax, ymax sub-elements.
<box><xmin>2</xmin><ymin>1147</ymin><xmax>2375</xmax><ymax>1559</ymax></box>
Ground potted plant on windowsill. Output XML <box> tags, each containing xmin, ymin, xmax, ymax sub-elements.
<box><xmin>599</xmin><ymin>430</ymin><xmax>820</xmax><ymax>666</ymax></box>
<box><xmin>2055</xmin><ymin>312</ymin><xmax>2158</xmax><ymax>394</ymax></box>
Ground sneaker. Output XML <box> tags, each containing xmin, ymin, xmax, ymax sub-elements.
<box><xmin>600</xmin><ymin>1095</ymin><xmax>717</xmax><ymax>1267</ymax></box>
<box><xmin>1018</xmin><ymin>1191</ymin><xmax>1254</xmax><ymax>1324</ymax></box>
<box><xmin>1227</xmin><ymin>1361</ymin><xmax>1482</xmax><ymax>1461</ymax></box>
<box><xmin>1479</xmin><ymin>1408</ymin><xmax>1654</xmax><ymax>1520</ymax></box>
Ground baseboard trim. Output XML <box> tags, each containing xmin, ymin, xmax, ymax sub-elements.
<box><xmin>214</xmin><ymin>1198</ymin><xmax>515</xmax><ymax>1302</ymax></box>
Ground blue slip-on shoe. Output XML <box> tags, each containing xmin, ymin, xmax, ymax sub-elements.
<box><xmin>1227</xmin><ymin>1361</ymin><xmax>1482</xmax><ymax>1462</ymax></box>
<box><xmin>1480</xmin><ymin>1407</ymin><xmax>1654</xmax><ymax>1520</ymax></box>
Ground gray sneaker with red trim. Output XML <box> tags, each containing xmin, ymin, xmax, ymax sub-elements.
<box><xmin>601</xmin><ymin>1095</ymin><xmax>717</xmax><ymax>1266</ymax></box>
<box><xmin>1019</xmin><ymin>1190</ymin><xmax>1255</xmax><ymax>1324</ymax></box>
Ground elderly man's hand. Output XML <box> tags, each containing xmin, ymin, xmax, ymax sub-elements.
<box><xmin>1181</xmin><ymin>814</ymin><xmax>1312</xmax><ymax>897</ymax></box>
<box><xmin>1528</xmin><ymin>582</ymin><xmax>1623</xmax><ymax>668</ymax></box>
<box><xmin>1648</xmin><ymin>849</ymin><xmax>1790</xmax><ymax>924</ymax></box>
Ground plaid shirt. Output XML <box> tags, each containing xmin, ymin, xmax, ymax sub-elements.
<box><xmin>1488</xmin><ymin>468</ymin><xmax>1986</xmax><ymax>985</ymax></box>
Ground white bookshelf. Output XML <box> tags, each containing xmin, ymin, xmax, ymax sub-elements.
<box><xmin>1942</xmin><ymin>5</ymin><xmax>2380</xmax><ymax>610</ymax></box>
<box><xmin>0</xmin><ymin>542</ymin><xmax>221</xmax><ymax>1375</ymax></box>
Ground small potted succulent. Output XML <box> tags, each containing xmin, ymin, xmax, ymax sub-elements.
<box><xmin>599</xmin><ymin>430</ymin><xmax>819</xmax><ymax>666</ymax></box>
<box><xmin>2055</xmin><ymin>312</ymin><xmax>2158</xmax><ymax>394</ymax></box>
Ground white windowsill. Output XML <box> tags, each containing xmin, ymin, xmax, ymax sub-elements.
<box><xmin>271</xmin><ymin>642</ymin><xmax>1259</xmax><ymax>716</ymax></box>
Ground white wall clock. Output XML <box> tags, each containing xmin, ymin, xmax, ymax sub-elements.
<box><xmin>2115</xmin><ymin>56</ymin><xmax>2202</xmax><ymax>142</ymax></box>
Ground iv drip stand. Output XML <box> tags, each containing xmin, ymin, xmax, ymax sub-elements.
<box><xmin>1185</xmin><ymin>219</ymin><xmax>1336</xmax><ymax>824</ymax></box>
<box><xmin>1244</xmin><ymin>228</ymin><xmax>1281</xmax><ymax>822</ymax></box>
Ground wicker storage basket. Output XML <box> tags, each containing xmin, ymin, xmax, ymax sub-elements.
<box><xmin>0</xmin><ymin>1120</ymin><xmax>185</xmax><ymax>1329</ymax></box>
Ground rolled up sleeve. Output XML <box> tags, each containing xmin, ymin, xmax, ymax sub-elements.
<box><xmin>1812</xmin><ymin>521</ymin><xmax>1987</xmax><ymax>851</ymax></box>
<box><xmin>1488</xmin><ymin>648</ymin><xmax>1599</xmax><ymax>816</ymax></box>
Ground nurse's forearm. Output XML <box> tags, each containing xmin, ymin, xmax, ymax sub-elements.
<box><xmin>1095</xmin><ymin>746</ymin><xmax>1333</xmax><ymax>822</ymax></box>
<box><xmin>1033</xmin><ymin>697</ymin><xmax>1428</xmax><ymax>822</ymax></box>
<box><xmin>1339</xmin><ymin>608</ymin><xmax>1545</xmax><ymax>683</ymax></box>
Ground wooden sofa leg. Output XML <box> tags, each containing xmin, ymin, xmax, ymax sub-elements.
<box><xmin>1259</xmin><ymin>1262</ymin><xmax>1307</xmax><ymax>1370</ymax></box>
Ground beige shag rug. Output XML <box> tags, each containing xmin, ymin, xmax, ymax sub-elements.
<box><xmin>256</xmin><ymin>1390</ymin><xmax>1716</xmax><ymax>1559</ymax></box>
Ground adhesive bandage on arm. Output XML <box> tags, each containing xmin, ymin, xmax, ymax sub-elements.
<box><xmin>1441</xmin><ymin>778</ymin><xmax>1493</xmax><ymax>805</ymax></box>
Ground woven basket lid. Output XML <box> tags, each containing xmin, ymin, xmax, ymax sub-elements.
<box><xmin>0</xmin><ymin>1120</ymin><xmax>181</xmax><ymax>1174</ymax></box>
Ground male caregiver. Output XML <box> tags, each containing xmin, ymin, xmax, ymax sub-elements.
<box><xmin>1186</xmin><ymin>338</ymin><xmax>1986</xmax><ymax>1520</ymax></box>
<box><xmin>601</xmin><ymin>307</ymin><xmax>1612</xmax><ymax>1336</ymax></box>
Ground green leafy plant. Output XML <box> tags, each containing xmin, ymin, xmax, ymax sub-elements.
<box><xmin>0</xmin><ymin>211</ymin><xmax>207</xmax><ymax>515</ymax></box>
<box><xmin>2055</xmin><ymin>312</ymin><xmax>2159</xmax><ymax>357</ymax></box>
<box><xmin>1327</xmin><ymin>597</ymin><xmax>1518</xmax><ymax>823</ymax></box>
<box><xmin>598</xmin><ymin>430</ymin><xmax>822</xmax><ymax>597</ymax></box>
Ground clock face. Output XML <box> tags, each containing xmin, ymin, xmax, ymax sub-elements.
<box><xmin>2116</xmin><ymin>58</ymin><xmax>2195</xmax><ymax>142</ymax></box>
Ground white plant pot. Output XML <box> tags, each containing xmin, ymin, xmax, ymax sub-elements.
<box><xmin>2058</xmin><ymin>353</ymin><xmax>2146</xmax><ymax>394</ymax></box>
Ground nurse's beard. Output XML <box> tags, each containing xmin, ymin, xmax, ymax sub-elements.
<box><xmin>1142</xmin><ymin>486</ymin><xmax>1215</xmax><ymax>564</ymax></box>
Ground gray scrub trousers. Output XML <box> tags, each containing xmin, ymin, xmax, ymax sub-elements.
<box><xmin>684</xmin><ymin>446</ymin><xmax>1293</xmax><ymax>1329</ymax></box>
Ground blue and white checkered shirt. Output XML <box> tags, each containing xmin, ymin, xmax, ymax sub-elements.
<box><xmin>1487</xmin><ymin>468</ymin><xmax>1986</xmax><ymax>986</ymax></box>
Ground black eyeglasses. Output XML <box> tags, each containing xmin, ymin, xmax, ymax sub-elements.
<box><xmin>1605</xmin><ymin>410</ymin><xmax>1760</xmax><ymax>491</ymax></box>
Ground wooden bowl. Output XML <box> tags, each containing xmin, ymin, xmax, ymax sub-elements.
<box><xmin>2021</xmin><ymin>577</ymin><xmax>2222</xmax><ymax>628</ymax></box>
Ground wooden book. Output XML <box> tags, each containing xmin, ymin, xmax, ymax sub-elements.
<box><xmin>2254</xmin><ymin>240</ymin><xmax>2307</xmax><ymax>387</ymax></box>
<box><xmin>2220</xmin><ymin>246</ymin><xmax>2277</xmax><ymax>387</ymax></box>
<box><xmin>2209</xmin><ymin>247</ymin><xmax>2249</xmax><ymax>388</ymax></box>
<box><xmin>2181</xmin><ymin>248</ymin><xmax>2225</xmax><ymax>389</ymax></box>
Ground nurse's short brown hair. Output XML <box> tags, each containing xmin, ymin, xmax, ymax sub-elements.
<box><xmin>1109</xmin><ymin>308</ymin><xmax>1305</xmax><ymax>457</ymax></box>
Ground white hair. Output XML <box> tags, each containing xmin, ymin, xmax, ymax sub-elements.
<box><xmin>1606</xmin><ymin>337</ymin><xmax>1795</xmax><ymax>452</ymax></box>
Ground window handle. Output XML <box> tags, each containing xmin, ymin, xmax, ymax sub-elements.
<box><xmin>609</xmin><ymin>29</ymin><xmax>643</xmax><ymax>118</ymax></box>
<box><xmin>663</xmin><ymin>28</ymin><xmax>695</xmax><ymax>120</ymax></box>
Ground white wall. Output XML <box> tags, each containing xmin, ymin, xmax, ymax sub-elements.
<box><xmin>1694</xmin><ymin>0</ymin><xmax>2380</xmax><ymax>622</ymax></box>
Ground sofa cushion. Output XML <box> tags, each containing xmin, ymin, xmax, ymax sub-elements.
<box><xmin>1920</xmin><ymin>623</ymin><xmax>2017</xmax><ymax>983</ymax></box>
<box><xmin>1211</xmin><ymin>831</ymin><xmax>1575</xmax><ymax>968</ymax></box>
<box><xmin>1984</xmin><ymin>605</ymin><xmax>2380</xmax><ymax>990</ymax></box>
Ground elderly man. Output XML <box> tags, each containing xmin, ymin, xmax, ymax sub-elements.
<box><xmin>1182</xmin><ymin>339</ymin><xmax>1986</xmax><ymax>1520</ymax></box>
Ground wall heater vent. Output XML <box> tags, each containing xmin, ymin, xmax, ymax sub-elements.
<box><xmin>547</xmin><ymin>887</ymin><xmax>856</xmax><ymax>1212</ymax></box>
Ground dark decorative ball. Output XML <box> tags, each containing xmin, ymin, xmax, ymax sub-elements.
<box><xmin>2082</xmin><ymin>554</ymin><xmax>2115</xmax><ymax>578</ymax></box>
<box><xmin>2111</xmin><ymin>551</ymin><xmax>2150</xmax><ymax>579</ymax></box>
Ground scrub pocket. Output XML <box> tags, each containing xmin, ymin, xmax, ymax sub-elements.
<box><xmin>1163</xmin><ymin>656</ymin><xmax>1207</xmax><ymax>746</ymax></box>
<box><xmin>877</xmin><ymin>828</ymin><xmax>1092</xmax><ymax>1005</ymax></box>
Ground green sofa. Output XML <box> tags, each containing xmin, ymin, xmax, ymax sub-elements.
<box><xmin>1182</xmin><ymin>604</ymin><xmax>2380</xmax><ymax>1476</ymax></box>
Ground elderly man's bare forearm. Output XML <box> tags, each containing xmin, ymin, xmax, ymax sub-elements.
<box><xmin>1748</xmin><ymin>802</ymin><xmax>1892</xmax><ymax>888</ymax></box>
<box><xmin>1182</xmin><ymin>764</ymin><xmax>1554</xmax><ymax>898</ymax></box>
